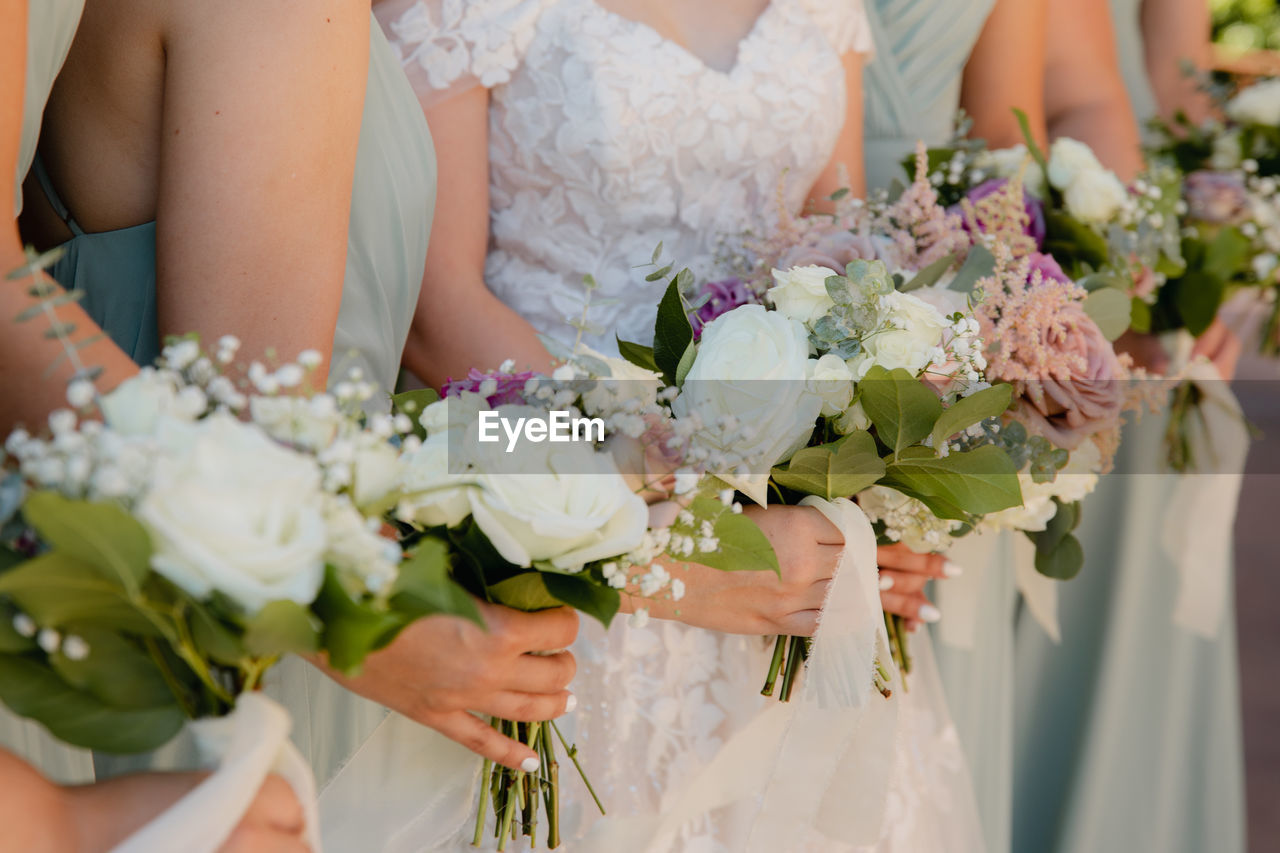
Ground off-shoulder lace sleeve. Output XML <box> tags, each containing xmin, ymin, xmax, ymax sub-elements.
<box><xmin>374</xmin><ymin>0</ymin><xmax>551</xmax><ymax>107</ymax></box>
<box><xmin>798</xmin><ymin>0</ymin><xmax>875</xmax><ymax>58</ymax></box>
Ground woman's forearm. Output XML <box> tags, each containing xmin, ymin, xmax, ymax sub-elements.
<box><xmin>1141</xmin><ymin>0</ymin><xmax>1214</xmax><ymax>123</ymax></box>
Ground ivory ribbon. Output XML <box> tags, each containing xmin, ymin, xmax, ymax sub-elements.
<box><xmin>316</xmin><ymin>497</ymin><xmax>897</xmax><ymax>851</ymax></box>
<box><xmin>1161</xmin><ymin>358</ymin><xmax>1248</xmax><ymax>638</ymax></box>
<box><xmin>113</xmin><ymin>693</ymin><xmax>320</xmax><ymax>853</ymax></box>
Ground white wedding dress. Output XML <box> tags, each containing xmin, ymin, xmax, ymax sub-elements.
<box><xmin>318</xmin><ymin>2</ymin><xmax>986</xmax><ymax>850</ymax></box>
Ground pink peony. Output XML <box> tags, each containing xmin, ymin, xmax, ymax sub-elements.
<box><xmin>776</xmin><ymin>228</ymin><xmax>878</xmax><ymax>274</ymax></box>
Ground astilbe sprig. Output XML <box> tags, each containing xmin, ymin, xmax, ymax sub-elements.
<box><xmin>874</xmin><ymin>144</ymin><xmax>971</xmax><ymax>271</ymax></box>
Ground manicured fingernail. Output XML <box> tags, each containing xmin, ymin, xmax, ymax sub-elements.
<box><xmin>918</xmin><ymin>604</ymin><xmax>942</xmax><ymax>623</ymax></box>
<box><xmin>521</xmin><ymin>757</ymin><xmax>541</xmax><ymax>773</ymax></box>
<box><xmin>564</xmin><ymin>693</ymin><xmax>578</xmax><ymax>713</ymax></box>
<box><xmin>879</xmin><ymin>575</ymin><xmax>895</xmax><ymax>591</ymax></box>
<box><xmin>943</xmin><ymin>560</ymin><xmax>964</xmax><ymax>578</ymax></box>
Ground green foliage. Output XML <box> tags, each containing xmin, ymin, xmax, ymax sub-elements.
<box><xmin>1030</xmin><ymin>500</ymin><xmax>1085</xmax><ymax>580</ymax></box>
<box><xmin>653</xmin><ymin>275</ymin><xmax>695</xmax><ymax>386</ymax></box>
<box><xmin>312</xmin><ymin>567</ymin><xmax>405</xmax><ymax>674</ymax></box>
<box><xmin>1043</xmin><ymin>211</ymin><xmax>1109</xmax><ymax>276</ymax></box>
<box><xmin>948</xmin><ymin>245</ymin><xmax>997</xmax><ymax>293</ymax></box>
<box><xmin>683</xmin><ymin>497</ymin><xmax>781</xmax><ymax>575</ymax></box>
<box><xmin>929</xmin><ymin>384</ymin><xmax>1013</xmax><ymax>450</ymax></box>
<box><xmin>858</xmin><ymin>366</ymin><xmax>944</xmax><ymax>456</ymax></box>
<box><xmin>22</xmin><ymin>492</ymin><xmax>151</xmax><ymax>594</ymax></box>
<box><xmin>243</xmin><ymin>601</ymin><xmax>322</xmax><ymax>658</ymax></box>
<box><xmin>616</xmin><ymin>337</ymin><xmax>659</xmax><ymax>373</ymax></box>
<box><xmin>899</xmin><ymin>253</ymin><xmax>957</xmax><ymax>293</ymax></box>
<box><xmin>390</xmin><ymin>538</ymin><xmax>481</xmax><ymax>627</ymax></box>
<box><xmin>770</xmin><ymin>431</ymin><xmax>887</xmax><ymax>501</ymax></box>
<box><xmin>390</xmin><ymin>388</ymin><xmax>440</xmax><ymax>440</ymax></box>
<box><xmin>1081</xmin><ymin>287</ymin><xmax>1133</xmax><ymax>341</ymax></box>
<box><xmin>882</xmin><ymin>446</ymin><xmax>1023</xmax><ymax>522</ymax></box>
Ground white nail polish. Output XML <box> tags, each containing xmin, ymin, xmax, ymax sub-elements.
<box><xmin>943</xmin><ymin>560</ymin><xmax>964</xmax><ymax>578</ymax></box>
<box><xmin>879</xmin><ymin>575</ymin><xmax>895</xmax><ymax>591</ymax></box>
<box><xmin>564</xmin><ymin>693</ymin><xmax>578</xmax><ymax>713</ymax></box>
<box><xmin>521</xmin><ymin>757</ymin><xmax>541</xmax><ymax>774</ymax></box>
<box><xmin>918</xmin><ymin>604</ymin><xmax>942</xmax><ymax>623</ymax></box>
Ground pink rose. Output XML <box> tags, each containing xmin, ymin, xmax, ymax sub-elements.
<box><xmin>777</xmin><ymin>228</ymin><xmax>877</xmax><ymax>273</ymax></box>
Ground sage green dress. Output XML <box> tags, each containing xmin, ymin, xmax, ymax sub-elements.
<box><xmin>862</xmin><ymin>0</ymin><xmax>996</xmax><ymax>190</ymax></box>
<box><xmin>1009</xmin><ymin>4</ymin><xmax>1247</xmax><ymax>850</ymax></box>
<box><xmin>0</xmin><ymin>0</ymin><xmax>97</xmax><ymax>787</ymax></box>
<box><xmin>864</xmin><ymin>5</ymin><xmax>1023</xmax><ymax>852</ymax></box>
<box><xmin>32</xmin><ymin>18</ymin><xmax>437</xmax><ymax>791</ymax></box>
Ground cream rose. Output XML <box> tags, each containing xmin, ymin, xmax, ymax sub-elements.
<box><xmin>1226</xmin><ymin>78</ymin><xmax>1280</xmax><ymax>127</ymax></box>
<box><xmin>1047</xmin><ymin>138</ymin><xmax>1105</xmax><ymax>190</ymax></box>
<box><xmin>674</xmin><ymin>305</ymin><xmax>822</xmax><ymax>503</ymax></box>
<box><xmin>808</xmin><ymin>353</ymin><xmax>855</xmax><ymax>417</ymax></box>
<box><xmin>136</xmin><ymin>413</ymin><xmax>327</xmax><ymax>613</ymax></box>
<box><xmin>397</xmin><ymin>432</ymin><xmax>477</xmax><ymax>528</ymax></box>
<box><xmin>767</xmin><ymin>265</ymin><xmax>839</xmax><ymax>325</ymax></box>
<box><xmin>975</xmin><ymin>144</ymin><xmax>1047</xmax><ymax>198</ymax></box>
<box><xmin>1062</xmin><ymin>168</ymin><xmax>1130</xmax><ymax>224</ymax></box>
<box><xmin>847</xmin><ymin>291</ymin><xmax>949</xmax><ymax>379</ymax></box>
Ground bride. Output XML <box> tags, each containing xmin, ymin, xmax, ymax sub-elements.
<box><xmin>333</xmin><ymin>0</ymin><xmax>982</xmax><ymax>849</ymax></box>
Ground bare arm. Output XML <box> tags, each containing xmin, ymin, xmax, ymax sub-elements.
<box><xmin>401</xmin><ymin>86</ymin><xmax>555</xmax><ymax>389</ymax></box>
<box><xmin>0</xmin><ymin>0</ymin><xmax>137</xmax><ymax>433</ymax></box>
<box><xmin>153</xmin><ymin>0</ymin><xmax>370</xmax><ymax>377</ymax></box>
<box><xmin>808</xmin><ymin>51</ymin><xmax>867</xmax><ymax>206</ymax></box>
<box><xmin>1140</xmin><ymin>0</ymin><xmax>1213</xmax><ymax>123</ymax></box>
<box><xmin>1043</xmin><ymin>0</ymin><xmax>1143</xmax><ymax>181</ymax></box>
<box><xmin>961</xmin><ymin>0</ymin><xmax>1049</xmax><ymax>149</ymax></box>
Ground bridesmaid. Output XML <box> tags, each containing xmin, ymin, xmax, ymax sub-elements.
<box><xmin>18</xmin><ymin>0</ymin><xmax>578</xmax><ymax>790</ymax></box>
<box><xmin>861</xmin><ymin>3</ymin><xmax>1049</xmax><ymax>851</ymax></box>
<box><xmin>1012</xmin><ymin>2</ymin><xmax>1247</xmax><ymax>852</ymax></box>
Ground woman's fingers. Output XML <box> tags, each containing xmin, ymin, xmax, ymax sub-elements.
<box><xmin>880</xmin><ymin>590</ymin><xmax>941</xmax><ymax>624</ymax></box>
<box><xmin>428</xmin><ymin>709</ymin><xmax>541</xmax><ymax>772</ymax></box>
<box><xmin>238</xmin><ymin>775</ymin><xmax>304</xmax><ymax>835</ymax></box>
<box><xmin>472</xmin><ymin>690</ymin><xmax>576</xmax><ymax>723</ymax></box>
<box><xmin>877</xmin><ymin>569</ymin><xmax>928</xmax><ymax>595</ymax></box>
<box><xmin>877</xmin><ymin>544</ymin><xmax>958</xmax><ymax>579</ymax></box>
<box><xmin>506</xmin><ymin>650</ymin><xmax>577</xmax><ymax>695</ymax></box>
<box><xmin>495</xmin><ymin>605</ymin><xmax>580</xmax><ymax>654</ymax></box>
<box><xmin>777</xmin><ymin>609</ymin><xmax>822</xmax><ymax>637</ymax></box>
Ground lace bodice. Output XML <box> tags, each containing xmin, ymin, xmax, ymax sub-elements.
<box><xmin>379</xmin><ymin>0</ymin><xmax>872</xmax><ymax>352</ymax></box>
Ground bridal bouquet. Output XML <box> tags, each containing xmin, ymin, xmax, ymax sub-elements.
<box><xmin>393</xmin><ymin>356</ymin><xmax>777</xmax><ymax>849</ymax></box>
<box><xmin>0</xmin><ymin>328</ymin><xmax>476</xmax><ymax>850</ymax></box>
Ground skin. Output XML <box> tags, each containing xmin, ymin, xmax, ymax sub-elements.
<box><xmin>0</xmin><ymin>747</ymin><xmax>306</xmax><ymax>852</ymax></box>
<box><xmin>1140</xmin><ymin>0</ymin><xmax>1214</xmax><ymax>124</ymax></box>
<box><xmin>10</xmin><ymin>0</ymin><xmax>579</xmax><ymax>772</ymax></box>
<box><xmin>961</xmin><ymin>0</ymin><xmax>1050</xmax><ymax>149</ymax></box>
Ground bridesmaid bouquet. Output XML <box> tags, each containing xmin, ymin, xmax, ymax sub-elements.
<box><xmin>0</xmin><ymin>329</ymin><xmax>474</xmax><ymax>850</ymax></box>
<box><xmin>392</xmin><ymin>359</ymin><xmax>778</xmax><ymax>849</ymax></box>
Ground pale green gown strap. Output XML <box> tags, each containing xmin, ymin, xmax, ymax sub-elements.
<box><xmin>861</xmin><ymin>0</ymin><xmax>996</xmax><ymax>190</ymax></box>
<box><xmin>86</xmin><ymin>17</ymin><xmax>436</xmax><ymax>786</ymax></box>
<box><xmin>0</xmin><ymin>0</ymin><xmax>97</xmax><ymax>786</ymax></box>
<box><xmin>1108</xmin><ymin>0</ymin><xmax>1159</xmax><ymax>129</ymax></box>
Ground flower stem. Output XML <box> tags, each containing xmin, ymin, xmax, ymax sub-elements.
<box><xmin>551</xmin><ymin>720</ymin><xmax>605</xmax><ymax>815</ymax></box>
<box><xmin>761</xmin><ymin>634</ymin><xmax>787</xmax><ymax>697</ymax></box>
<box><xmin>779</xmin><ymin>635</ymin><xmax>808</xmax><ymax>702</ymax></box>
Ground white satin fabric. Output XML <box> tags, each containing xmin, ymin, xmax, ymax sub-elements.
<box><xmin>113</xmin><ymin>694</ymin><xmax>320</xmax><ymax>853</ymax></box>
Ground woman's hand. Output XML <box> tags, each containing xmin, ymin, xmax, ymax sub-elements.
<box><xmin>317</xmin><ymin>601</ymin><xmax>578</xmax><ymax>771</ymax></box>
<box><xmin>2</xmin><ymin>746</ymin><xmax>307</xmax><ymax>852</ymax></box>
<box><xmin>634</xmin><ymin>504</ymin><xmax>844</xmax><ymax>637</ymax></box>
<box><xmin>1191</xmin><ymin>318</ymin><xmax>1242</xmax><ymax>381</ymax></box>
<box><xmin>877</xmin><ymin>544</ymin><xmax>959</xmax><ymax>631</ymax></box>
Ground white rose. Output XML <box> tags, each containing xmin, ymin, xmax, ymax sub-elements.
<box><xmin>137</xmin><ymin>413</ymin><xmax>327</xmax><ymax>613</ymax></box>
<box><xmin>1043</xmin><ymin>438</ymin><xmax>1101</xmax><ymax>503</ymax></box>
<box><xmin>1062</xmin><ymin>168</ymin><xmax>1130</xmax><ymax>224</ymax></box>
<box><xmin>808</xmin><ymin>353</ymin><xmax>855</xmax><ymax>417</ymax></box>
<box><xmin>983</xmin><ymin>483</ymin><xmax>1059</xmax><ymax>533</ymax></box>
<box><xmin>100</xmin><ymin>368</ymin><xmax>187</xmax><ymax>437</ymax></box>
<box><xmin>576</xmin><ymin>344</ymin><xmax>661</xmax><ymax>415</ymax></box>
<box><xmin>323</xmin><ymin>495</ymin><xmax>400</xmax><ymax>594</ymax></box>
<box><xmin>983</xmin><ymin>440</ymin><xmax>1101</xmax><ymax>533</ymax></box>
<box><xmin>397</xmin><ymin>432</ymin><xmax>476</xmax><ymax>528</ymax></box>
<box><xmin>847</xmin><ymin>291</ymin><xmax>948</xmax><ymax>379</ymax></box>
<box><xmin>767</xmin><ymin>265</ymin><xmax>839</xmax><ymax>325</ymax></box>
<box><xmin>674</xmin><ymin>305</ymin><xmax>822</xmax><ymax>504</ymax></box>
<box><xmin>469</xmin><ymin>439</ymin><xmax>648</xmax><ymax>571</ymax></box>
<box><xmin>1226</xmin><ymin>78</ymin><xmax>1280</xmax><ymax>127</ymax></box>
<box><xmin>1209</xmin><ymin>130</ymin><xmax>1243</xmax><ymax>171</ymax></box>
<box><xmin>1047</xmin><ymin>138</ymin><xmax>1105</xmax><ymax>190</ymax></box>
<box><xmin>352</xmin><ymin>439</ymin><xmax>403</xmax><ymax>509</ymax></box>
<box><xmin>833</xmin><ymin>399</ymin><xmax>871</xmax><ymax>434</ymax></box>
<box><xmin>911</xmin><ymin>284</ymin><xmax>969</xmax><ymax>320</ymax></box>
<box><xmin>975</xmin><ymin>145</ymin><xmax>1047</xmax><ymax>198</ymax></box>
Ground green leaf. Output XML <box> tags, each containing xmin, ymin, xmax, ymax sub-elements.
<box><xmin>770</xmin><ymin>431</ymin><xmax>887</xmax><ymax>500</ymax></box>
<box><xmin>0</xmin><ymin>553</ymin><xmax>158</xmax><ymax>635</ymax></box>
<box><xmin>616</xmin><ymin>337</ymin><xmax>659</xmax><ymax>373</ymax></box>
<box><xmin>1203</xmin><ymin>226</ymin><xmax>1252</xmax><ymax>282</ymax></box>
<box><xmin>390</xmin><ymin>538</ymin><xmax>482</xmax><ymax>627</ymax></box>
<box><xmin>653</xmin><ymin>278</ymin><xmax>695</xmax><ymax>385</ymax></box>
<box><xmin>1129</xmin><ymin>297</ymin><xmax>1153</xmax><ymax>335</ymax></box>
<box><xmin>930</xmin><ymin>384</ymin><xmax>1013</xmax><ymax>450</ymax></box>
<box><xmin>1031</xmin><ymin>506</ymin><xmax>1084</xmax><ymax>581</ymax></box>
<box><xmin>0</xmin><ymin>654</ymin><xmax>185</xmax><ymax>753</ymax></box>
<box><xmin>684</xmin><ymin>497</ymin><xmax>781</xmax><ymax>575</ymax></box>
<box><xmin>948</xmin><ymin>245</ymin><xmax>997</xmax><ymax>293</ymax></box>
<box><xmin>390</xmin><ymin>388</ymin><xmax>440</xmax><ymax>440</ymax></box>
<box><xmin>1043</xmin><ymin>211</ymin><xmax>1109</xmax><ymax>273</ymax></box>
<box><xmin>900</xmin><ymin>253</ymin><xmax>957</xmax><ymax>293</ymax></box>
<box><xmin>1012</xmin><ymin>108</ymin><xmax>1050</xmax><ymax>177</ymax></box>
<box><xmin>882</xmin><ymin>445</ymin><xmax>1023</xmax><ymax>520</ymax></box>
<box><xmin>674</xmin><ymin>341</ymin><xmax>697</xmax><ymax>386</ymax></box>
<box><xmin>313</xmin><ymin>568</ymin><xmax>404</xmax><ymax>674</ymax></box>
<box><xmin>542</xmin><ymin>573</ymin><xmax>620</xmax><ymax>628</ymax></box>
<box><xmin>0</xmin><ymin>610</ymin><xmax>35</xmax><ymax>653</ymax></box>
<box><xmin>186</xmin><ymin>601</ymin><xmax>246</xmax><ymax>666</ymax></box>
<box><xmin>50</xmin><ymin>627</ymin><xmax>176</xmax><ymax>710</ymax></box>
<box><xmin>487</xmin><ymin>573</ymin><xmax>562</xmax><ymax>612</ymax></box>
<box><xmin>22</xmin><ymin>492</ymin><xmax>151</xmax><ymax>594</ymax></box>
<box><xmin>858</xmin><ymin>366</ymin><xmax>943</xmax><ymax>456</ymax></box>
<box><xmin>243</xmin><ymin>600</ymin><xmax>321</xmax><ymax>658</ymax></box>
<box><xmin>1082</xmin><ymin>287</ymin><xmax>1133</xmax><ymax>341</ymax></box>
<box><xmin>1171</xmin><ymin>271</ymin><xmax>1226</xmax><ymax>337</ymax></box>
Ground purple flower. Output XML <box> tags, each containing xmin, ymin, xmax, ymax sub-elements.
<box><xmin>1027</xmin><ymin>251</ymin><xmax>1072</xmax><ymax>286</ymax></box>
<box><xmin>959</xmin><ymin>178</ymin><xmax>1047</xmax><ymax>247</ymax></box>
<box><xmin>443</xmin><ymin>368</ymin><xmax>537</xmax><ymax>407</ymax></box>
<box><xmin>1185</xmin><ymin>170</ymin><xmax>1251</xmax><ymax>225</ymax></box>
<box><xmin>690</xmin><ymin>278</ymin><xmax>754</xmax><ymax>340</ymax></box>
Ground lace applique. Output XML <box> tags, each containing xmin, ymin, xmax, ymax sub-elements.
<box><xmin>797</xmin><ymin>0</ymin><xmax>876</xmax><ymax>56</ymax></box>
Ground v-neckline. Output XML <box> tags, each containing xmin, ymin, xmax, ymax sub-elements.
<box><xmin>585</xmin><ymin>0</ymin><xmax>779</xmax><ymax>77</ymax></box>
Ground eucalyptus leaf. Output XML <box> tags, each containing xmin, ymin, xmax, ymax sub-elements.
<box><xmin>858</xmin><ymin>366</ymin><xmax>943</xmax><ymax>456</ymax></box>
<box><xmin>930</xmin><ymin>384</ymin><xmax>1013</xmax><ymax>450</ymax></box>
<box><xmin>243</xmin><ymin>600</ymin><xmax>322</xmax><ymax>658</ymax></box>
<box><xmin>1081</xmin><ymin>287</ymin><xmax>1133</xmax><ymax>341</ymax></box>
<box><xmin>1129</xmin><ymin>297</ymin><xmax>1153</xmax><ymax>335</ymax></box>
<box><xmin>770</xmin><ymin>431</ymin><xmax>886</xmax><ymax>500</ymax></box>
<box><xmin>0</xmin><ymin>654</ymin><xmax>184</xmax><ymax>753</ymax></box>
<box><xmin>948</xmin><ymin>245</ymin><xmax>996</xmax><ymax>293</ymax></box>
<box><xmin>1032</xmin><ymin>531</ymin><xmax>1084</xmax><ymax>580</ymax></box>
<box><xmin>674</xmin><ymin>341</ymin><xmax>697</xmax><ymax>386</ymax></box>
<box><xmin>1171</xmin><ymin>271</ymin><xmax>1226</xmax><ymax>337</ymax></box>
<box><xmin>900</xmin><ymin>253</ymin><xmax>957</xmax><ymax>293</ymax></box>
<box><xmin>22</xmin><ymin>492</ymin><xmax>151</xmax><ymax>594</ymax></box>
